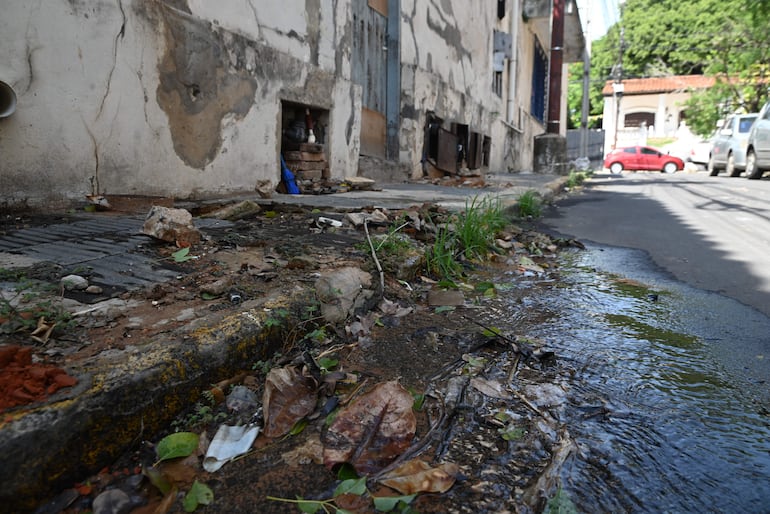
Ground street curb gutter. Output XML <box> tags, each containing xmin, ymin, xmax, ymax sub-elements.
<box><xmin>1</xmin><ymin>289</ymin><xmax>308</xmax><ymax>511</ymax></box>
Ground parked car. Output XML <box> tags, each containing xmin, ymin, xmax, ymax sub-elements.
<box><xmin>603</xmin><ymin>145</ymin><xmax>685</xmax><ymax>174</ymax></box>
<box><xmin>688</xmin><ymin>137</ymin><xmax>712</xmax><ymax>167</ymax></box>
<box><xmin>746</xmin><ymin>100</ymin><xmax>770</xmax><ymax>179</ymax></box>
<box><xmin>708</xmin><ymin>113</ymin><xmax>757</xmax><ymax>177</ymax></box>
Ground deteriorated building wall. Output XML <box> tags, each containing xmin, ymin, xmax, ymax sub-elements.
<box><xmin>399</xmin><ymin>0</ymin><xmax>505</xmax><ymax>177</ymax></box>
<box><xmin>0</xmin><ymin>0</ymin><xmax>358</xmax><ymax>209</ymax></box>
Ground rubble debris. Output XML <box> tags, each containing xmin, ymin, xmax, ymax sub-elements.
<box><xmin>61</xmin><ymin>274</ymin><xmax>89</xmax><ymax>291</ymax></box>
<box><xmin>343</xmin><ymin>176</ymin><xmax>376</xmax><ymax>190</ymax></box>
<box><xmin>142</xmin><ymin>206</ymin><xmax>201</xmax><ymax>245</ymax></box>
<box><xmin>0</xmin><ymin>345</ymin><xmax>78</xmax><ymax>411</ymax></box>
<box><xmin>315</xmin><ymin>267</ymin><xmax>374</xmax><ymax>323</ymax></box>
<box><xmin>201</xmin><ymin>200</ymin><xmax>261</xmax><ymax>221</ymax></box>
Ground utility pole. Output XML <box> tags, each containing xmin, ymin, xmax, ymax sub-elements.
<box><xmin>611</xmin><ymin>27</ymin><xmax>625</xmax><ymax>149</ymax></box>
<box><xmin>580</xmin><ymin>47</ymin><xmax>590</xmax><ymax>162</ymax></box>
<box><xmin>547</xmin><ymin>0</ymin><xmax>565</xmax><ymax>134</ymax></box>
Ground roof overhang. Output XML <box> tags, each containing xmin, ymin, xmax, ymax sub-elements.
<box><xmin>523</xmin><ymin>0</ymin><xmax>586</xmax><ymax>62</ymax></box>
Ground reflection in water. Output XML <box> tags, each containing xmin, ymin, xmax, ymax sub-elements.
<box><xmin>504</xmin><ymin>246</ymin><xmax>770</xmax><ymax>513</ymax></box>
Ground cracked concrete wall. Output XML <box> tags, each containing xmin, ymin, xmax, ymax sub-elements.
<box><xmin>400</xmin><ymin>0</ymin><xmax>505</xmax><ymax>176</ymax></box>
<box><xmin>0</xmin><ymin>0</ymin><xmax>357</xmax><ymax>210</ymax></box>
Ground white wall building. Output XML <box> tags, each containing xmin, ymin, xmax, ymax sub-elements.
<box><xmin>0</xmin><ymin>0</ymin><xmax>584</xmax><ymax>210</ymax></box>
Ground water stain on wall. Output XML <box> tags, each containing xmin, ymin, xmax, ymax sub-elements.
<box><xmin>155</xmin><ymin>6</ymin><xmax>256</xmax><ymax>169</ymax></box>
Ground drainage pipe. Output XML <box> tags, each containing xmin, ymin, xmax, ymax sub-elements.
<box><xmin>0</xmin><ymin>81</ymin><xmax>17</xmax><ymax>118</ymax></box>
<box><xmin>506</xmin><ymin>0</ymin><xmax>520</xmax><ymax>126</ymax></box>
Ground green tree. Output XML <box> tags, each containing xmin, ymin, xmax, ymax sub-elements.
<box><xmin>575</xmin><ymin>0</ymin><xmax>770</xmax><ymax>136</ymax></box>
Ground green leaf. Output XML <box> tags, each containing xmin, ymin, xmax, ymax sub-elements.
<box><xmin>437</xmin><ymin>279</ymin><xmax>458</xmax><ymax>290</ymax></box>
<box><xmin>373</xmin><ymin>494</ymin><xmax>417</xmax><ymax>511</ymax></box>
<box><xmin>545</xmin><ymin>487</ymin><xmax>579</xmax><ymax>514</ymax></box>
<box><xmin>408</xmin><ymin>388</ymin><xmax>425</xmax><ymax>411</ymax></box>
<box><xmin>172</xmin><ymin>247</ymin><xmax>193</xmax><ymax>263</ymax></box>
<box><xmin>297</xmin><ymin>500</ymin><xmax>324</xmax><ymax>513</ymax></box>
<box><xmin>494</xmin><ymin>411</ymin><xmax>511</xmax><ymax>422</ymax></box>
<box><xmin>200</xmin><ymin>291</ymin><xmax>218</xmax><ymax>300</ymax></box>
<box><xmin>289</xmin><ymin>418</ymin><xmax>309</xmax><ymax>436</ymax></box>
<box><xmin>155</xmin><ymin>432</ymin><xmax>199</xmax><ymax>463</ymax></box>
<box><xmin>183</xmin><ymin>480</ymin><xmax>214</xmax><ymax>512</ymax></box>
<box><xmin>318</xmin><ymin>357</ymin><xmax>338</xmax><ymax>372</ymax></box>
<box><xmin>482</xmin><ymin>327</ymin><xmax>502</xmax><ymax>338</ymax></box>
<box><xmin>333</xmin><ymin>477</ymin><xmax>367</xmax><ymax>497</ymax></box>
<box><xmin>475</xmin><ymin>281</ymin><xmax>495</xmax><ymax>292</ymax></box>
<box><xmin>500</xmin><ymin>425</ymin><xmax>525</xmax><ymax>441</ymax></box>
<box><xmin>336</xmin><ymin>462</ymin><xmax>359</xmax><ymax>481</ymax></box>
<box><xmin>434</xmin><ymin>305</ymin><xmax>455</xmax><ymax>314</ymax></box>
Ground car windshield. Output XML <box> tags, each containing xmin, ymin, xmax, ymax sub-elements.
<box><xmin>739</xmin><ymin>116</ymin><xmax>757</xmax><ymax>132</ymax></box>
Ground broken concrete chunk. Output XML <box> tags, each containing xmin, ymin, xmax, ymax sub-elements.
<box><xmin>142</xmin><ymin>206</ymin><xmax>201</xmax><ymax>245</ymax></box>
<box><xmin>61</xmin><ymin>274</ymin><xmax>89</xmax><ymax>291</ymax></box>
<box><xmin>315</xmin><ymin>267</ymin><xmax>374</xmax><ymax>323</ymax></box>
<box><xmin>85</xmin><ymin>285</ymin><xmax>103</xmax><ymax>295</ymax></box>
<box><xmin>344</xmin><ymin>176</ymin><xmax>376</xmax><ymax>190</ymax></box>
<box><xmin>202</xmin><ymin>200</ymin><xmax>262</xmax><ymax>221</ymax></box>
<box><xmin>255</xmin><ymin>180</ymin><xmax>273</xmax><ymax>199</ymax></box>
<box><xmin>200</xmin><ymin>277</ymin><xmax>232</xmax><ymax>297</ymax></box>
<box><xmin>345</xmin><ymin>209</ymin><xmax>389</xmax><ymax>227</ymax></box>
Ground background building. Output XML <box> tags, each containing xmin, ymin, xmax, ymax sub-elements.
<box><xmin>0</xmin><ymin>0</ymin><xmax>584</xmax><ymax>210</ymax></box>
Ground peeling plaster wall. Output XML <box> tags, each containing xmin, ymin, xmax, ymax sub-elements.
<box><xmin>0</xmin><ymin>0</ymin><xmax>357</xmax><ymax>210</ymax></box>
<box><xmin>399</xmin><ymin>0</ymin><xmax>505</xmax><ymax>177</ymax></box>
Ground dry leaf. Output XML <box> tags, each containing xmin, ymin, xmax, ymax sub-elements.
<box><xmin>323</xmin><ymin>381</ymin><xmax>416</xmax><ymax>474</ymax></box>
<box><xmin>469</xmin><ymin>377</ymin><xmax>513</xmax><ymax>400</ymax></box>
<box><xmin>379</xmin><ymin>460</ymin><xmax>460</xmax><ymax>494</ymax></box>
<box><xmin>282</xmin><ymin>433</ymin><xmax>324</xmax><ymax>466</ymax></box>
<box><xmin>263</xmin><ymin>366</ymin><xmax>318</xmax><ymax>438</ymax></box>
<box><xmin>159</xmin><ymin>454</ymin><xmax>198</xmax><ymax>486</ymax></box>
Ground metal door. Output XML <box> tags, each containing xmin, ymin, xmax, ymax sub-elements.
<box><xmin>352</xmin><ymin>1</ymin><xmax>389</xmax><ymax>159</ymax></box>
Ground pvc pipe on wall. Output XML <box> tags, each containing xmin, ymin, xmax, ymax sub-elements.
<box><xmin>0</xmin><ymin>81</ymin><xmax>17</xmax><ymax>118</ymax></box>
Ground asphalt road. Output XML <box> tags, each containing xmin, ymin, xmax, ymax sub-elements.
<box><xmin>541</xmin><ymin>169</ymin><xmax>770</xmax><ymax>317</ymax></box>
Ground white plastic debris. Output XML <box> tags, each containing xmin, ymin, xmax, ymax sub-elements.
<box><xmin>317</xmin><ymin>216</ymin><xmax>343</xmax><ymax>228</ymax></box>
<box><xmin>203</xmin><ymin>424</ymin><xmax>260</xmax><ymax>472</ymax></box>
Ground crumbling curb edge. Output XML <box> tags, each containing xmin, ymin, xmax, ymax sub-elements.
<box><xmin>0</xmin><ymin>289</ymin><xmax>312</xmax><ymax>512</ymax></box>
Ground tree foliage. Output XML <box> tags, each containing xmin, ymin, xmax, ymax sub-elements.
<box><xmin>575</xmin><ymin>0</ymin><xmax>770</xmax><ymax>137</ymax></box>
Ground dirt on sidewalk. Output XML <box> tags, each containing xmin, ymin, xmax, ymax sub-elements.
<box><xmin>2</xmin><ymin>198</ymin><xmax>583</xmax><ymax>514</ymax></box>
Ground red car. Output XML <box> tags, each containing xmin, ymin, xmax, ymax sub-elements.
<box><xmin>603</xmin><ymin>145</ymin><xmax>685</xmax><ymax>174</ymax></box>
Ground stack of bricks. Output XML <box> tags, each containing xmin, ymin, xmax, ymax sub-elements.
<box><xmin>283</xmin><ymin>143</ymin><xmax>330</xmax><ymax>194</ymax></box>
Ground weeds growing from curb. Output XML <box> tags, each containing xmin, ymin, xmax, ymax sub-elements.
<box><xmin>566</xmin><ymin>170</ymin><xmax>590</xmax><ymax>188</ymax></box>
<box><xmin>0</xmin><ymin>269</ymin><xmax>74</xmax><ymax>336</ymax></box>
<box><xmin>455</xmin><ymin>196</ymin><xmax>507</xmax><ymax>260</ymax></box>
<box><xmin>517</xmin><ymin>190</ymin><xmax>542</xmax><ymax>219</ymax></box>
<box><xmin>425</xmin><ymin>196</ymin><xmax>509</xmax><ymax>280</ymax></box>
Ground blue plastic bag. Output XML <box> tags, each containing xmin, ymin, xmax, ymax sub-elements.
<box><xmin>280</xmin><ymin>154</ymin><xmax>300</xmax><ymax>194</ymax></box>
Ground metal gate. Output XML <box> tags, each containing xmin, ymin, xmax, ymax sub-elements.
<box><xmin>352</xmin><ymin>1</ymin><xmax>389</xmax><ymax>159</ymax></box>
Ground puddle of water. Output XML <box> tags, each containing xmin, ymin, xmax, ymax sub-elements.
<box><xmin>499</xmin><ymin>244</ymin><xmax>770</xmax><ymax>512</ymax></box>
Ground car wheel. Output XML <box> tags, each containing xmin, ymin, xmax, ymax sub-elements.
<box><xmin>746</xmin><ymin>150</ymin><xmax>763</xmax><ymax>179</ymax></box>
<box><xmin>610</xmin><ymin>162</ymin><xmax>623</xmax><ymax>174</ymax></box>
<box><xmin>727</xmin><ymin>153</ymin><xmax>741</xmax><ymax>177</ymax></box>
<box><xmin>708</xmin><ymin>156</ymin><xmax>718</xmax><ymax>176</ymax></box>
<box><xmin>662</xmin><ymin>162</ymin><xmax>677</xmax><ymax>174</ymax></box>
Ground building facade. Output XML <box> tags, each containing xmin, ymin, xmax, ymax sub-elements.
<box><xmin>0</xmin><ymin>0</ymin><xmax>583</xmax><ymax>210</ymax></box>
<box><xmin>601</xmin><ymin>75</ymin><xmax>714</xmax><ymax>154</ymax></box>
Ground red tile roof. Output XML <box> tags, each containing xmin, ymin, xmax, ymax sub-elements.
<box><xmin>602</xmin><ymin>75</ymin><xmax>715</xmax><ymax>96</ymax></box>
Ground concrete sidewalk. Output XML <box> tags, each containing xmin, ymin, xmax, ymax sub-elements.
<box><xmin>210</xmin><ymin>171</ymin><xmax>567</xmax><ymax>212</ymax></box>
<box><xmin>0</xmin><ymin>171</ymin><xmax>566</xmax><ymax>301</ymax></box>
<box><xmin>0</xmin><ymin>171</ymin><xmax>568</xmax><ymax>511</ymax></box>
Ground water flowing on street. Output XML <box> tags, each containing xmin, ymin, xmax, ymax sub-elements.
<box><xmin>497</xmin><ymin>243</ymin><xmax>770</xmax><ymax>512</ymax></box>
